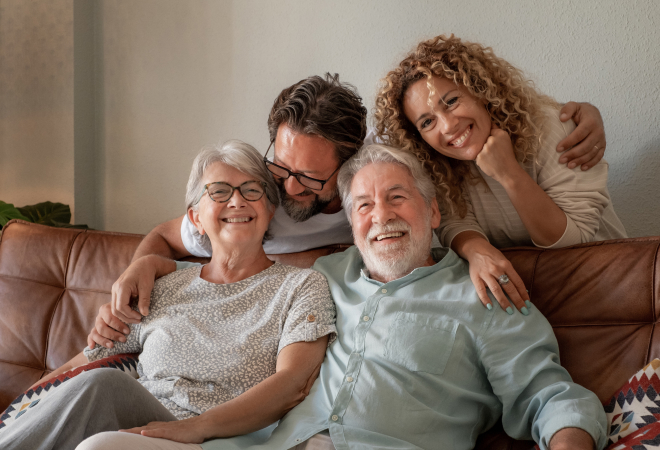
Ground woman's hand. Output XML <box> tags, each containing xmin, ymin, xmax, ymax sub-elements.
<box><xmin>475</xmin><ymin>124</ymin><xmax>522</xmax><ymax>183</ymax></box>
<box><xmin>452</xmin><ymin>232</ymin><xmax>530</xmax><ymax>314</ymax></box>
<box><xmin>121</xmin><ymin>417</ymin><xmax>209</xmax><ymax>444</ymax></box>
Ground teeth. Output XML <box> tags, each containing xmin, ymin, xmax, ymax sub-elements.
<box><xmin>224</xmin><ymin>217</ymin><xmax>251</xmax><ymax>223</ymax></box>
<box><xmin>376</xmin><ymin>232</ymin><xmax>403</xmax><ymax>241</ymax></box>
<box><xmin>450</xmin><ymin>127</ymin><xmax>471</xmax><ymax>146</ymax></box>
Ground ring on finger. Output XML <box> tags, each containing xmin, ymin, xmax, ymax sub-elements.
<box><xmin>497</xmin><ymin>274</ymin><xmax>510</xmax><ymax>285</ymax></box>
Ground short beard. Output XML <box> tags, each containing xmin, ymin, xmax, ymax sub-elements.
<box><xmin>356</xmin><ymin>216</ymin><xmax>433</xmax><ymax>282</ymax></box>
<box><xmin>277</xmin><ymin>180</ymin><xmax>337</xmax><ymax>223</ymax></box>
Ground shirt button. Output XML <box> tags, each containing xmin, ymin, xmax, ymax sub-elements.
<box><xmin>331</xmin><ymin>415</ymin><xmax>339</xmax><ymax>421</ymax></box>
<box><xmin>363</xmin><ymin>316</ymin><xmax>370</xmax><ymax>321</ymax></box>
<box><xmin>381</xmin><ymin>288</ymin><xmax>387</xmax><ymax>293</ymax></box>
<box><xmin>307</xmin><ymin>314</ymin><xmax>316</xmax><ymax>322</ymax></box>
<box><xmin>346</xmin><ymin>376</ymin><xmax>354</xmax><ymax>382</ymax></box>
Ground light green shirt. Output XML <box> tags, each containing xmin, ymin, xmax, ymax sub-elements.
<box><xmin>202</xmin><ymin>246</ymin><xmax>606</xmax><ymax>450</ymax></box>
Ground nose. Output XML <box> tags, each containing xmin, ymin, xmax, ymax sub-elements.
<box><xmin>371</xmin><ymin>201</ymin><xmax>395</xmax><ymax>225</ymax></box>
<box><xmin>226</xmin><ymin>188</ymin><xmax>247</xmax><ymax>207</ymax></box>
<box><xmin>284</xmin><ymin>176</ymin><xmax>308</xmax><ymax>196</ymax></box>
<box><xmin>437</xmin><ymin>111</ymin><xmax>460</xmax><ymax>135</ymax></box>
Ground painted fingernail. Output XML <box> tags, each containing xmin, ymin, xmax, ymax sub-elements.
<box><xmin>521</xmin><ymin>306</ymin><xmax>529</xmax><ymax>316</ymax></box>
<box><xmin>525</xmin><ymin>300</ymin><xmax>532</xmax><ymax>309</ymax></box>
<box><xmin>506</xmin><ymin>306</ymin><xmax>514</xmax><ymax>315</ymax></box>
<box><xmin>486</xmin><ymin>303</ymin><xmax>493</xmax><ymax>311</ymax></box>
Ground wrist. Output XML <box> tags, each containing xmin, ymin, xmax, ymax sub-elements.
<box><xmin>492</xmin><ymin>163</ymin><xmax>528</xmax><ymax>189</ymax></box>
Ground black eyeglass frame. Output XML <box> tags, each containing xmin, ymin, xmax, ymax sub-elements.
<box><xmin>263</xmin><ymin>141</ymin><xmax>340</xmax><ymax>191</ymax></box>
<box><xmin>195</xmin><ymin>180</ymin><xmax>267</xmax><ymax>204</ymax></box>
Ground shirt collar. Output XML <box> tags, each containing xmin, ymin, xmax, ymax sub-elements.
<box><xmin>358</xmin><ymin>247</ymin><xmax>453</xmax><ymax>288</ymax></box>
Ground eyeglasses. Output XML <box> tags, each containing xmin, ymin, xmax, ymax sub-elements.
<box><xmin>195</xmin><ymin>180</ymin><xmax>266</xmax><ymax>204</ymax></box>
<box><xmin>263</xmin><ymin>141</ymin><xmax>340</xmax><ymax>191</ymax></box>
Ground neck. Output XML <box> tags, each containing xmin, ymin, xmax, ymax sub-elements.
<box><xmin>321</xmin><ymin>195</ymin><xmax>343</xmax><ymax>214</ymax></box>
<box><xmin>201</xmin><ymin>241</ymin><xmax>273</xmax><ymax>284</ymax></box>
<box><xmin>366</xmin><ymin>253</ymin><xmax>436</xmax><ymax>284</ymax></box>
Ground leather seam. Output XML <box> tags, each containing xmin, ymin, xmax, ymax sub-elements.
<box><xmin>647</xmin><ymin>242</ymin><xmax>660</xmax><ymax>363</ymax></box>
<box><xmin>0</xmin><ymin>274</ymin><xmax>111</xmax><ymax>294</ymax></box>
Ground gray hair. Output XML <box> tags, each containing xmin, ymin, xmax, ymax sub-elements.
<box><xmin>185</xmin><ymin>140</ymin><xmax>280</xmax><ymax>244</ymax></box>
<box><xmin>337</xmin><ymin>144</ymin><xmax>436</xmax><ymax>224</ymax></box>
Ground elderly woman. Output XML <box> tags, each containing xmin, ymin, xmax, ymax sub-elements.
<box><xmin>0</xmin><ymin>140</ymin><xmax>336</xmax><ymax>450</ymax></box>
<box><xmin>375</xmin><ymin>35</ymin><xmax>626</xmax><ymax>313</ymax></box>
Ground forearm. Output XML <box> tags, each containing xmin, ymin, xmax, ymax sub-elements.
<box><xmin>194</xmin><ymin>365</ymin><xmax>321</xmax><ymax>439</ymax></box>
<box><xmin>132</xmin><ymin>216</ymin><xmax>190</xmax><ymax>262</ymax></box>
<box><xmin>28</xmin><ymin>351</ymin><xmax>88</xmax><ymax>390</ymax></box>
<box><xmin>498</xmin><ymin>168</ymin><xmax>567</xmax><ymax>247</ymax></box>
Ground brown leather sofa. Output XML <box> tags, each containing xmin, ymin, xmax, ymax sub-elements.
<box><xmin>1</xmin><ymin>219</ymin><xmax>657</xmax><ymax>449</ymax></box>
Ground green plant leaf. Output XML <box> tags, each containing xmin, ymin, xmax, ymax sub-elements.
<box><xmin>17</xmin><ymin>202</ymin><xmax>71</xmax><ymax>226</ymax></box>
<box><xmin>0</xmin><ymin>201</ymin><xmax>30</xmax><ymax>228</ymax></box>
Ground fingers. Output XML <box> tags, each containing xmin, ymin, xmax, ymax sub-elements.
<box><xmin>557</xmin><ymin>127</ymin><xmax>606</xmax><ymax>169</ymax></box>
<box><xmin>112</xmin><ymin>280</ymin><xmax>142</xmax><ymax>323</ymax></box>
<box><xmin>136</xmin><ymin>280</ymin><xmax>154</xmax><ymax>317</ymax></box>
<box><xmin>119</xmin><ymin>426</ymin><xmax>145</xmax><ymax>435</ymax></box>
<box><xmin>472</xmin><ymin>275</ymin><xmax>493</xmax><ymax>310</ymax></box>
<box><xmin>483</xmin><ymin>277</ymin><xmax>514</xmax><ymax>314</ymax></box>
<box><xmin>88</xmin><ymin>329</ymin><xmax>114</xmax><ymax>349</ymax></box>
<box><xmin>558</xmin><ymin>101</ymin><xmax>579</xmax><ymax>122</ymax></box>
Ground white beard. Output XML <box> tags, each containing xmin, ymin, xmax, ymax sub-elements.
<box><xmin>356</xmin><ymin>214</ymin><xmax>434</xmax><ymax>282</ymax></box>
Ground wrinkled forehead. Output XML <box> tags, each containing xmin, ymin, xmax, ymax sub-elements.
<box><xmin>351</xmin><ymin>162</ymin><xmax>416</xmax><ymax>198</ymax></box>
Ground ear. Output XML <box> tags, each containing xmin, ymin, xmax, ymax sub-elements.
<box><xmin>187</xmin><ymin>207</ymin><xmax>205</xmax><ymax>236</ymax></box>
<box><xmin>430</xmin><ymin>198</ymin><xmax>441</xmax><ymax>229</ymax></box>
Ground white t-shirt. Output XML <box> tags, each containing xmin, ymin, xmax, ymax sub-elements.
<box><xmin>181</xmin><ymin>206</ymin><xmax>354</xmax><ymax>256</ymax></box>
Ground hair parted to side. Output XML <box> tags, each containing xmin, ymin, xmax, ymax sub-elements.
<box><xmin>374</xmin><ymin>34</ymin><xmax>558</xmax><ymax>217</ymax></box>
<box><xmin>337</xmin><ymin>144</ymin><xmax>436</xmax><ymax>225</ymax></box>
<box><xmin>185</xmin><ymin>140</ymin><xmax>280</xmax><ymax>246</ymax></box>
<box><xmin>268</xmin><ymin>73</ymin><xmax>368</xmax><ymax>165</ymax></box>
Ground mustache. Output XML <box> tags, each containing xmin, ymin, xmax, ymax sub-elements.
<box><xmin>366</xmin><ymin>220</ymin><xmax>411</xmax><ymax>241</ymax></box>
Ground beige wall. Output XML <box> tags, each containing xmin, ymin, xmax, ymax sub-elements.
<box><xmin>2</xmin><ymin>0</ymin><xmax>659</xmax><ymax>236</ymax></box>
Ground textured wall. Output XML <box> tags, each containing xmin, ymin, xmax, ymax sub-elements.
<box><xmin>97</xmin><ymin>0</ymin><xmax>659</xmax><ymax>236</ymax></box>
<box><xmin>0</xmin><ymin>0</ymin><xmax>75</xmax><ymax>214</ymax></box>
<box><xmin>2</xmin><ymin>0</ymin><xmax>658</xmax><ymax>236</ymax></box>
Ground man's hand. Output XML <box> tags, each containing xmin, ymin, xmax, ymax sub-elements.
<box><xmin>121</xmin><ymin>417</ymin><xmax>209</xmax><ymax>444</ymax></box>
<box><xmin>557</xmin><ymin>102</ymin><xmax>606</xmax><ymax>171</ymax></box>
<box><xmin>549</xmin><ymin>427</ymin><xmax>595</xmax><ymax>450</ymax></box>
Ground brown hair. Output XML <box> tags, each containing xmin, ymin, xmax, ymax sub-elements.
<box><xmin>268</xmin><ymin>73</ymin><xmax>368</xmax><ymax>165</ymax></box>
<box><xmin>374</xmin><ymin>35</ymin><xmax>557</xmax><ymax>217</ymax></box>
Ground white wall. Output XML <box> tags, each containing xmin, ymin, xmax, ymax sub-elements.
<box><xmin>3</xmin><ymin>0</ymin><xmax>659</xmax><ymax>237</ymax></box>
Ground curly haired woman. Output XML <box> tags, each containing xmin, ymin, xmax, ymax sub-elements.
<box><xmin>375</xmin><ymin>34</ymin><xmax>626</xmax><ymax>313</ymax></box>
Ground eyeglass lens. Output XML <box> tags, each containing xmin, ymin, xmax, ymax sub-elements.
<box><xmin>207</xmin><ymin>181</ymin><xmax>265</xmax><ymax>202</ymax></box>
<box><xmin>265</xmin><ymin>163</ymin><xmax>324</xmax><ymax>190</ymax></box>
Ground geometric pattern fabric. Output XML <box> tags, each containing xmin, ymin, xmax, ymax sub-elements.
<box><xmin>0</xmin><ymin>353</ymin><xmax>139</xmax><ymax>433</ymax></box>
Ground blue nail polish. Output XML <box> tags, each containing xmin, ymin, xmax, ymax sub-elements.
<box><xmin>486</xmin><ymin>303</ymin><xmax>493</xmax><ymax>311</ymax></box>
<box><xmin>521</xmin><ymin>307</ymin><xmax>529</xmax><ymax>316</ymax></box>
<box><xmin>525</xmin><ymin>300</ymin><xmax>532</xmax><ymax>309</ymax></box>
<box><xmin>506</xmin><ymin>306</ymin><xmax>513</xmax><ymax>315</ymax></box>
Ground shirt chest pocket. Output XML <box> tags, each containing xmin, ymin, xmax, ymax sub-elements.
<box><xmin>384</xmin><ymin>313</ymin><xmax>458</xmax><ymax>375</ymax></box>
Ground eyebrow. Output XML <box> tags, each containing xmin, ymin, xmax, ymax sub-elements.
<box><xmin>413</xmin><ymin>89</ymin><xmax>460</xmax><ymax>126</ymax></box>
<box><xmin>272</xmin><ymin>156</ymin><xmax>320</xmax><ymax>175</ymax></box>
<box><xmin>352</xmin><ymin>184</ymin><xmax>411</xmax><ymax>203</ymax></box>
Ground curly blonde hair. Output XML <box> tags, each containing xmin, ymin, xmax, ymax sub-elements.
<box><xmin>374</xmin><ymin>34</ymin><xmax>558</xmax><ymax>217</ymax></box>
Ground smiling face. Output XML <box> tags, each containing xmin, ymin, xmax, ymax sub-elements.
<box><xmin>188</xmin><ymin>162</ymin><xmax>274</xmax><ymax>251</ymax></box>
<box><xmin>350</xmin><ymin>162</ymin><xmax>441</xmax><ymax>282</ymax></box>
<box><xmin>403</xmin><ymin>76</ymin><xmax>492</xmax><ymax>161</ymax></box>
<box><xmin>272</xmin><ymin>124</ymin><xmax>342</xmax><ymax>221</ymax></box>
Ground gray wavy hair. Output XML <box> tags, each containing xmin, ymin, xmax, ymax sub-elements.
<box><xmin>185</xmin><ymin>140</ymin><xmax>279</xmax><ymax>244</ymax></box>
<box><xmin>337</xmin><ymin>144</ymin><xmax>436</xmax><ymax>225</ymax></box>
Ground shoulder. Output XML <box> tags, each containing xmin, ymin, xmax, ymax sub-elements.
<box><xmin>153</xmin><ymin>266</ymin><xmax>200</xmax><ymax>292</ymax></box>
<box><xmin>538</xmin><ymin>105</ymin><xmax>575</xmax><ymax>148</ymax></box>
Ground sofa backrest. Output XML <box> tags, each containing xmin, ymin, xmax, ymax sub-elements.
<box><xmin>1</xmin><ymin>219</ymin><xmax>659</xmax><ymax>442</ymax></box>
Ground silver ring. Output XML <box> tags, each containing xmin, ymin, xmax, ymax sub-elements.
<box><xmin>498</xmin><ymin>274</ymin><xmax>510</xmax><ymax>285</ymax></box>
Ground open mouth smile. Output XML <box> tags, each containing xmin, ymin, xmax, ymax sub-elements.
<box><xmin>449</xmin><ymin>125</ymin><xmax>472</xmax><ymax>147</ymax></box>
<box><xmin>222</xmin><ymin>217</ymin><xmax>253</xmax><ymax>223</ymax></box>
<box><xmin>374</xmin><ymin>232</ymin><xmax>405</xmax><ymax>241</ymax></box>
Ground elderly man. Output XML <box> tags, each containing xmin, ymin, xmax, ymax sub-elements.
<box><xmin>97</xmin><ymin>73</ymin><xmax>607</xmax><ymax>340</ymax></box>
<box><xmin>82</xmin><ymin>144</ymin><xmax>606</xmax><ymax>450</ymax></box>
